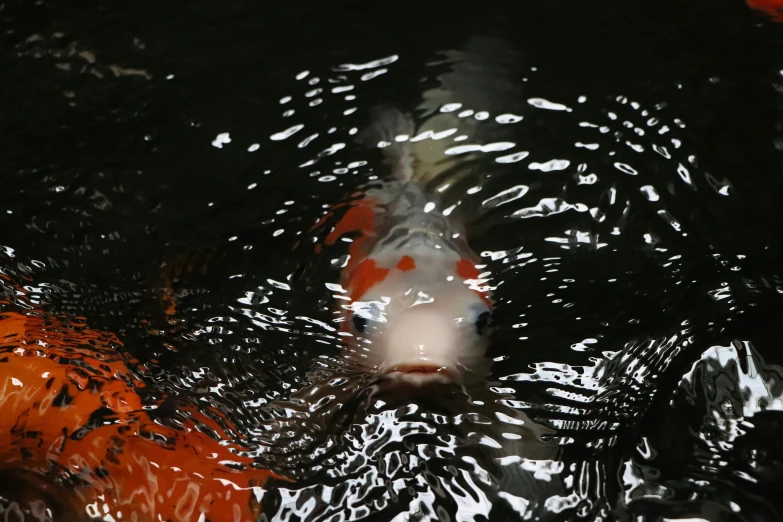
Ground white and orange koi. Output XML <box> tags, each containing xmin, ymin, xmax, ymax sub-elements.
<box><xmin>312</xmin><ymin>107</ymin><xmax>494</xmax><ymax>386</ymax></box>
<box><xmin>264</xmin><ymin>109</ymin><xmax>562</xmax><ymax>508</ymax></box>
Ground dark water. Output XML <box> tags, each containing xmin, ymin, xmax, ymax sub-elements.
<box><xmin>1</xmin><ymin>0</ymin><xmax>783</xmax><ymax>520</ymax></box>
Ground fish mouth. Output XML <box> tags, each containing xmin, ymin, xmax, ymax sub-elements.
<box><xmin>379</xmin><ymin>363</ymin><xmax>456</xmax><ymax>386</ymax></box>
<box><xmin>390</xmin><ymin>364</ymin><xmax>448</xmax><ymax>374</ymax></box>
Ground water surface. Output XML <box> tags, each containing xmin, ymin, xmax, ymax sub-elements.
<box><xmin>1</xmin><ymin>0</ymin><xmax>783</xmax><ymax>520</ymax></box>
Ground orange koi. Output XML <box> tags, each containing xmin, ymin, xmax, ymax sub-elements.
<box><xmin>0</xmin><ymin>307</ymin><xmax>287</xmax><ymax>521</ymax></box>
<box><xmin>748</xmin><ymin>0</ymin><xmax>783</xmax><ymax>21</ymax></box>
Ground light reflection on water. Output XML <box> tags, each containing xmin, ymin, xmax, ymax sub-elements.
<box><xmin>1</xmin><ymin>4</ymin><xmax>782</xmax><ymax>521</ymax></box>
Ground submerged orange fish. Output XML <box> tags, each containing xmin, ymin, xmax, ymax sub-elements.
<box><xmin>0</xmin><ymin>294</ymin><xmax>286</xmax><ymax>520</ymax></box>
<box><xmin>748</xmin><ymin>0</ymin><xmax>783</xmax><ymax>21</ymax></box>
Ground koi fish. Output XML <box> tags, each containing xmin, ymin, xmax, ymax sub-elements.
<box><xmin>261</xmin><ymin>108</ymin><xmax>562</xmax><ymax>510</ymax></box>
<box><xmin>0</xmin><ymin>271</ymin><xmax>288</xmax><ymax>521</ymax></box>
<box><xmin>309</xmin><ymin>106</ymin><xmax>496</xmax><ymax>385</ymax></box>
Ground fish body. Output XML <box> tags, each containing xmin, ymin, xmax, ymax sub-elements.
<box><xmin>263</xmin><ymin>108</ymin><xmax>563</xmax><ymax>515</ymax></box>
<box><xmin>321</xmin><ymin>107</ymin><xmax>493</xmax><ymax>385</ymax></box>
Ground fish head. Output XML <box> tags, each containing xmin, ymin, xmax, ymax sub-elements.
<box><xmin>340</xmin><ymin>253</ymin><xmax>493</xmax><ymax>386</ymax></box>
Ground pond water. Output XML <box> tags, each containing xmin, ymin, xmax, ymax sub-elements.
<box><xmin>1</xmin><ymin>0</ymin><xmax>783</xmax><ymax>520</ymax></box>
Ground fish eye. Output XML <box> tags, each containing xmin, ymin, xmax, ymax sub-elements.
<box><xmin>475</xmin><ymin>311</ymin><xmax>492</xmax><ymax>335</ymax></box>
<box><xmin>352</xmin><ymin>314</ymin><xmax>367</xmax><ymax>333</ymax></box>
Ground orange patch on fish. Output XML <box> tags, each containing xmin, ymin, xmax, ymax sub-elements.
<box><xmin>346</xmin><ymin>258</ymin><xmax>389</xmax><ymax>301</ymax></box>
<box><xmin>456</xmin><ymin>258</ymin><xmax>481</xmax><ymax>280</ymax></box>
<box><xmin>308</xmin><ymin>190</ymin><xmax>365</xmax><ymax>232</ymax></box>
<box><xmin>322</xmin><ymin>198</ymin><xmax>380</xmax><ymax>274</ymax></box>
<box><xmin>396</xmin><ymin>255</ymin><xmax>416</xmax><ymax>271</ymax></box>
<box><xmin>456</xmin><ymin>258</ymin><xmax>492</xmax><ymax>305</ymax></box>
<box><xmin>326</xmin><ymin>204</ymin><xmax>376</xmax><ymax>246</ymax></box>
